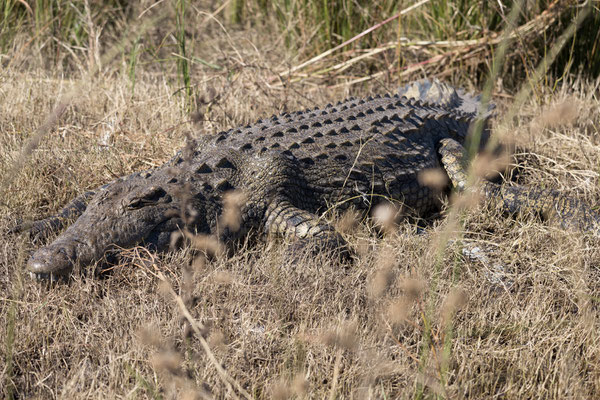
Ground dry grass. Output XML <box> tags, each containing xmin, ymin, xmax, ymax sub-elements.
<box><xmin>2</xmin><ymin>7</ymin><xmax>600</xmax><ymax>399</ymax></box>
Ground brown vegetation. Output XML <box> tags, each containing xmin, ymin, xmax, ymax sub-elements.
<box><xmin>2</xmin><ymin>1</ymin><xmax>600</xmax><ymax>398</ymax></box>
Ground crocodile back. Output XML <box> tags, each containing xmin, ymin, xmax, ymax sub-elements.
<box><xmin>398</xmin><ymin>78</ymin><xmax>495</xmax><ymax>118</ymax></box>
<box><xmin>167</xmin><ymin>80</ymin><xmax>495</xmax><ymax>217</ymax></box>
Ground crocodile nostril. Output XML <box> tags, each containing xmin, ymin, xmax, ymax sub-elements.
<box><xmin>27</xmin><ymin>245</ymin><xmax>75</xmax><ymax>277</ymax></box>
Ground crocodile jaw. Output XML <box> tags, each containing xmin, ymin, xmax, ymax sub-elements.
<box><xmin>28</xmin><ymin>241</ymin><xmax>79</xmax><ymax>279</ymax></box>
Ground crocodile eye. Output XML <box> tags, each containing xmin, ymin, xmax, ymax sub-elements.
<box><xmin>126</xmin><ymin>186</ymin><xmax>170</xmax><ymax>210</ymax></box>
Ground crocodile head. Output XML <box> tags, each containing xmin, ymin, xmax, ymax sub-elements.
<box><xmin>27</xmin><ymin>173</ymin><xmax>186</xmax><ymax>279</ymax></box>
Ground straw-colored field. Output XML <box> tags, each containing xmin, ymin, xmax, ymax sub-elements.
<box><xmin>2</xmin><ymin>1</ymin><xmax>600</xmax><ymax>398</ymax></box>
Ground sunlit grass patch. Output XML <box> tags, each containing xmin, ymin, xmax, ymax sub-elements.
<box><xmin>1</xmin><ymin>1</ymin><xmax>600</xmax><ymax>398</ymax></box>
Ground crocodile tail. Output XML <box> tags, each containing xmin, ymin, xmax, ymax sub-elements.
<box><xmin>398</xmin><ymin>78</ymin><xmax>495</xmax><ymax>119</ymax></box>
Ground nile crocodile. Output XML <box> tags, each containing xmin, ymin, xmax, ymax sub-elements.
<box><xmin>16</xmin><ymin>79</ymin><xmax>600</xmax><ymax>279</ymax></box>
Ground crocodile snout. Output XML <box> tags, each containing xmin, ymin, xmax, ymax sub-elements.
<box><xmin>28</xmin><ymin>245</ymin><xmax>76</xmax><ymax>279</ymax></box>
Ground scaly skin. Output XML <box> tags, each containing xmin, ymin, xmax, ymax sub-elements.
<box><xmin>438</xmin><ymin>137</ymin><xmax>600</xmax><ymax>231</ymax></box>
<box><xmin>15</xmin><ymin>79</ymin><xmax>600</xmax><ymax>279</ymax></box>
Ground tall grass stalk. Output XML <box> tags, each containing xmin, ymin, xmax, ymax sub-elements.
<box><xmin>0</xmin><ymin>8</ymin><xmax>170</xmax><ymax>198</ymax></box>
<box><xmin>415</xmin><ymin>1</ymin><xmax>524</xmax><ymax>395</ymax></box>
<box><xmin>502</xmin><ymin>1</ymin><xmax>594</xmax><ymax>128</ymax></box>
<box><xmin>229</xmin><ymin>0</ymin><xmax>244</xmax><ymax>24</ymax></box>
<box><xmin>2</xmin><ymin>1</ymin><xmax>597</xmax><ymax>83</ymax></box>
<box><xmin>1</xmin><ymin>0</ymin><xmax>25</xmax><ymax>54</ymax></box>
<box><xmin>2</xmin><ymin>0</ymin><xmax>128</xmax><ymax>68</ymax></box>
<box><xmin>128</xmin><ymin>37</ymin><xmax>141</xmax><ymax>97</ymax></box>
<box><xmin>2</xmin><ymin>245</ymin><xmax>26</xmax><ymax>400</ymax></box>
<box><xmin>468</xmin><ymin>0</ymin><xmax>525</xmax><ymax>156</ymax></box>
<box><xmin>174</xmin><ymin>0</ymin><xmax>193</xmax><ymax>112</ymax></box>
<box><xmin>414</xmin><ymin>1</ymin><xmax>593</xmax><ymax>396</ymax></box>
<box><xmin>3</xmin><ymin>300</ymin><xmax>16</xmax><ymax>400</ymax></box>
<box><xmin>125</xmin><ymin>363</ymin><xmax>162</xmax><ymax>399</ymax></box>
<box><xmin>252</xmin><ymin>0</ymin><xmax>599</xmax><ymax>85</ymax></box>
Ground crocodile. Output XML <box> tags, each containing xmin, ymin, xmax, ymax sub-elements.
<box><xmin>15</xmin><ymin>79</ymin><xmax>600</xmax><ymax>280</ymax></box>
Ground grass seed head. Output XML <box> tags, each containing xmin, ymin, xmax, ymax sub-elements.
<box><xmin>387</xmin><ymin>298</ymin><xmax>411</xmax><ymax>326</ymax></box>
<box><xmin>441</xmin><ymin>288</ymin><xmax>468</xmax><ymax>326</ymax></box>
<box><xmin>182</xmin><ymin>320</ymin><xmax>194</xmax><ymax>339</ymax></box>
<box><xmin>191</xmin><ymin>255</ymin><xmax>206</xmax><ymax>272</ymax></box>
<box><xmin>181</xmin><ymin>389</ymin><xmax>203</xmax><ymax>400</ymax></box>
<box><xmin>221</xmin><ymin>190</ymin><xmax>247</xmax><ymax>232</ymax></box>
<box><xmin>539</xmin><ymin>99</ymin><xmax>580</xmax><ymax>128</ymax></box>
<box><xmin>336</xmin><ymin>208</ymin><xmax>360</xmax><ymax>234</ymax></box>
<box><xmin>212</xmin><ymin>271</ymin><xmax>234</xmax><ymax>285</ymax></box>
<box><xmin>321</xmin><ymin>320</ymin><xmax>358</xmax><ymax>351</ymax></box>
<box><xmin>151</xmin><ymin>351</ymin><xmax>183</xmax><ymax>376</ymax></box>
<box><xmin>184</xmin><ymin>232</ymin><xmax>225</xmax><ymax>258</ymax></box>
<box><xmin>169</xmin><ymin>231</ymin><xmax>184</xmax><ymax>250</ymax></box>
<box><xmin>369</xmin><ymin>267</ymin><xmax>395</xmax><ymax>298</ymax></box>
<box><xmin>158</xmin><ymin>279</ymin><xmax>173</xmax><ymax>300</ymax></box>
<box><xmin>369</xmin><ymin>247</ymin><xmax>397</xmax><ymax>298</ymax></box>
<box><xmin>208</xmin><ymin>330</ymin><xmax>226</xmax><ymax>350</ymax></box>
<box><xmin>473</xmin><ymin>151</ymin><xmax>511</xmax><ymax>180</ymax></box>
<box><xmin>271</xmin><ymin>380</ymin><xmax>292</xmax><ymax>400</ymax></box>
<box><xmin>418</xmin><ymin>168</ymin><xmax>449</xmax><ymax>191</ymax></box>
<box><xmin>355</xmin><ymin>238</ymin><xmax>374</xmax><ymax>257</ymax></box>
<box><xmin>137</xmin><ymin>325</ymin><xmax>163</xmax><ymax>348</ymax></box>
<box><xmin>292</xmin><ymin>374</ymin><xmax>308</xmax><ymax>396</ymax></box>
<box><xmin>452</xmin><ymin>190</ymin><xmax>483</xmax><ymax>211</ymax></box>
<box><xmin>372</xmin><ymin>202</ymin><xmax>401</xmax><ymax>234</ymax></box>
<box><xmin>399</xmin><ymin>278</ymin><xmax>425</xmax><ymax>302</ymax></box>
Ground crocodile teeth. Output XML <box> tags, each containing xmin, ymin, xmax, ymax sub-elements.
<box><xmin>29</xmin><ymin>271</ymin><xmax>65</xmax><ymax>282</ymax></box>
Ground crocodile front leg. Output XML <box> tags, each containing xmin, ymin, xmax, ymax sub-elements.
<box><xmin>264</xmin><ymin>196</ymin><xmax>347</xmax><ymax>258</ymax></box>
<box><xmin>10</xmin><ymin>190</ymin><xmax>96</xmax><ymax>241</ymax></box>
<box><xmin>438</xmin><ymin>138</ymin><xmax>600</xmax><ymax>233</ymax></box>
